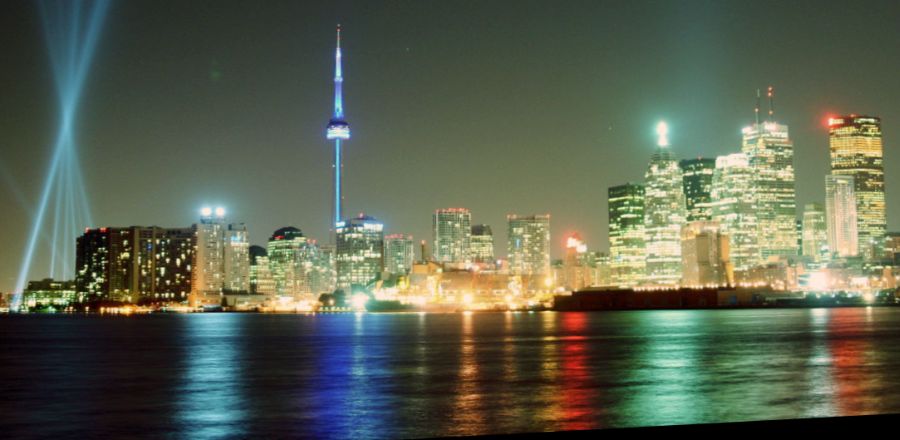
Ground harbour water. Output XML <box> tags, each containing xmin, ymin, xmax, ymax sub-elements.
<box><xmin>3</xmin><ymin>308</ymin><xmax>900</xmax><ymax>438</ymax></box>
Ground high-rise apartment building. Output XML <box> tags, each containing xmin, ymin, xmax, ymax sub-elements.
<box><xmin>192</xmin><ymin>208</ymin><xmax>226</xmax><ymax>299</ymax></box>
<box><xmin>432</xmin><ymin>208</ymin><xmax>472</xmax><ymax>266</ymax></box>
<box><xmin>223</xmin><ymin>223</ymin><xmax>250</xmax><ymax>293</ymax></box>
<box><xmin>267</xmin><ymin>227</ymin><xmax>308</xmax><ymax>297</ymax></box>
<box><xmin>384</xmin><ymin>234</ymin><xmax>415</xmax><ymax>276</ymax></box>
<box><xmin>608</xmin><ymin>183</ymin><xmax>645</xmax><ymax>287</ymax></box>
<box><xmin>643</xmin><ymin>122</ymin><xmax>687</xmax><ymax>286</ymax></box>
<box><xmin>828</xmin><ymin>115</ymin><xmax>885</xmax><ymax>259</ymax></box>
<box><xmin>507</xmin><ymin>214</ymin><xmax>550</xmax><ymax>277</ymax></box>
<box><xmin>825</xmin><ymin>174</ymin><xmax>858</xmax><ymax>258</ymax></box>
<box><xmin>336</xmin><ymin>214</ymin><xmax>384</xmax><ymax>289</ymax></box>
<box><xmin>249</xmin><ymin>245</ymin><xmax>276</xmax><ymax>296</ymax></box>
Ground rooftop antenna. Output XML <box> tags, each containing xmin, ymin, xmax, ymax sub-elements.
<box><xmin>767</xmin><ymin>86</ymin><xmax>774</xmax><ymax>121</ymax></box>
<box><xmin>755</xmin><ymin>89</ymin><xmax>761</xmax><ymax>126</ymax></box>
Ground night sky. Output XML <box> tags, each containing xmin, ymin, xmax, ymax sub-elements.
<box><xmin>2</xmin><ymin>0</ymin><xmax>900</xmax><ymax>292</ymax></box>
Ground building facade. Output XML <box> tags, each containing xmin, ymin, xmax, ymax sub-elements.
<box><xmin>680</xmin><ymin>157</ymin><xmax>716</xmax><ymax>222</ymax></box>
<box><xmin>223</xmin><ymin>223</ymin><xmax>250</xmax><ymax>293</ymax></box>
<box><xmin>643</xmin><ymin>123</ymin><xmax>687</xmax><ymax>286</ymax></box>
<box><xmin>608</xmin><ymin>183</ymin><xmax>645</xmax><ymax>287</ymax></box>
<box><xmin>680</xmin><ymin>221</ymin><xmax>731</xmax><ymax>287</ymax></box>
<box><xmin>741</xmin><ymin>121</ymin><xmax>798</xmax><ymax>259</ymax></box>
<box><xmin>384</xmin><ymin>234</ymin><xmax>415</xmax><ymax>276</ymax></box>
<box><xmin>432</xmin><ymin>208</ymin><xmax>472</xmax><ymax>266</ymax></box>
<box><xmin>828</xmin><ymin>115</ymin><xmax>885</xmax><ymax>259</ymax></box>
<box><xmin>709</xmin><ymin>153</ymin><xmax>761</xmax><ymax>273</ymax></box>
<box><xmin>801</xmin><ymin>202</ymin><xmax>828</xmax><ymax>262</ymax></box>
<box><xmin>825</xmin><ymin>174</ymin><xmax>859</xmax><ymax>258</ymax></box>
<box><xmin>507</xmin><ymin>214</ymin><xmax>550</xmax><ymax>277</ymax></box>
<box><xmin>336</xmin><ymin>214</ymin><xmax>384</xmax><ymax>290</ymax></box>
<box><xmin>470</xmin><ymin>224</ymin><xmax>495</xmax><ymax>264</ymax></box>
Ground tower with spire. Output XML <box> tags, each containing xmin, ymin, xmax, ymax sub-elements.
<box><xmin>326</xmin><ymin>25</ymin><xmax>350</xmax><ymax>232</ymax></box>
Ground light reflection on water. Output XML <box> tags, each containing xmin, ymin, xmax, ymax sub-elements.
<box><xmin>3</xmin><ymin>308</ymin><xmax>900</xmax><ymax>438</ymax></box>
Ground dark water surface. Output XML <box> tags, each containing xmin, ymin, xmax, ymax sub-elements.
<box><xmin>3</xmin><ymin>308</ymin><xmax>900</xmax><ymax>438</ymax></box>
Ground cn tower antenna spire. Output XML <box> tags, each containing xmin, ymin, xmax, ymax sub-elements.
<box><xmin>755</xmin><ymin>88</ymin><xmax>761</xmax><ymax>126</ymax></box>
<box><xmin>327</xmin><ymin>24</ymin><xmax>351</xmax><ymax>235</ymax></box>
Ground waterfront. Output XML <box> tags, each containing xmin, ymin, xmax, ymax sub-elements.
<box><xmin>3</xmin><ymin>308</ymin><xmax>900</xmax><ymax>438</ymax></box>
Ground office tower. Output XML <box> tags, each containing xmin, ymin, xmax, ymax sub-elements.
<box><xmin>249</xmin><ymin>245</ymin><xmax>276</xmax><ymax>296</ymax></box>
<box><xmin>326</xmin><ymin>25</ymin><xmax>351</xmax><ymax>231</ymax></box>
<box><xmin>470</xmin><ymin>224</ymin><xmax>495</xmax><ymax>264</ymax></box>
<box><xmin>801</xmin><ymin>203</ymin><xmax>828</xmax><ymax>262</ymax></box>
<box><xmin>608</xmin><ymin>183</ymin><xmax>645</xmax><ymax>287</ymax></box>
<box><xmin>681</xmin><ymin>221</ymin><xmax>731</xmax><ymax>287</ymax></box>
<box><xmin>741</xmin><ymin>88</ymin><xmax>798</xmax><ymax>259</ymax></box>
<box><xmin>562</xmin><ymin>233</ymin><xmax>590</xmax><ymax>290</ymax></box>
<box><xmin>680</xmin><ymin>157</ymin><xmax>716</xmax><ymax>221</ymax></box>
<box><xmin>336</xmin><ymin>214</ymin><xmax>384</xmax><ymax>290</ymax></box>
<box><xmin>828</xmin><ymin>115</ymin><xmax>885</xmax><ymax>258</ymax></box>
<box><xmin>267</xmin><ymin>227</ymin><xmax>308</xmax><ymax>297</ymax></box>
<box><xmin>384</xmin><ymin>234</ymin><xmax>415</xmax><ymax>276</ymax></box>
<box><xmin>644</xmin><ymin>122</ymin><xmax>687</xmax><ymax>286</ymax></box>
<box><xmin>584</xmin><ymin>251</ymin><xmax>611</xmax><ymax>287</ymax></box>
<box><xmin>302</xmin><ymin>240</ymin><xmax>337</xmax><ymax>296</ymax></box>
<box><xmin>432</xmin><ymin>208</ymin><xmax>472</xmax><ymax>266</ymax></box>
<box><xmin>507</xmin><ymin>214</ymin><xmax>551</xmax><ymax>277</ymax></box>
<box><xmin>76</xmin><ymin>226</ymin><xmax>194</xmax><ymax>303</ymax></box>
<box><xmin>192</xmin><ymin>207</ymin><xmax>227</xmax><ymax>299</ymax></box>
<box><xmin>825</xmin><ymin>175</ymin><xmax>859</xmax><ymax>258</ymax></box>
<box><xmin>223</xmin><ymin>223</ymin><xmax>250</xmax><ymax>293</ymax></box>
<box><xmin>709</xmin><ymin>153</ymin><xmax>761</xmax><ymax>273</ymax></box>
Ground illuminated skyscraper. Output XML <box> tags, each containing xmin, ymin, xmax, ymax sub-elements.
<box><xmin>608</xmin><ymin>183</ymin><xmax>645</xmax><ymax>287</ymax></box>
<box><xmin>562</xmin><ymin>233</ymin><xmax>590</xmax><ymax>290</ymax></box>
<box><xmin>470</xmin><ymin>224</ymin><xmax>495</xmax><ymax>264</ymax></box>
<box><xmin>76</xmin><ymin>226</ymin><xmax>194</xmax><ymax>304</ymax></box>
<box><xmin>267</xmin><ymin>227</ymin><xmax>307</xmax><ymax>297</ymax></box>
<box><xmin>801</xmin><ymin>202</ymin><xmax>828</xmax><ymax>262</ymax></box>
<box><xmin>384</xmin><ymin>234</ymin><xmax>415</xmax><ymax>276</ymax></box>
<box><xmin>680</xmin><ymin>157</ymin><xmax>715</xmax><ymax>221</ymax></box>
<box><xmin>741</xmin><ymin>88</ymin><xmax>798</xmax><ymax>259</ymax></box>
<box><xmin>643</xmin><ymin>122</ymin><xmax>687</xmax><ymax>286</ymax></box>
<box><xmin>223</xmin><ymin>223</ymin><xmax>250</xmax><ymax>293</ymax></box>
<box><xmin>192</xmin><ymin>207</ymin><xmax>227</xmax><ymax>301</ymax></box>
<box><xmin>828</xmin><ymin>115</ymin><xmax>885</xmax><ymax>259</ymax></box>
<box><xmin>507</xmin><ymin>214</ymin><xmax>550</xmax><ymax>277</ymax></box>
<box><xmin>709</xmin><ymin>153</ymin><xmax>761</xmax><ymax>273</ymax></box>
<box><xmin>433</xmin><ymin>208</ymin><xmax>472</xmax><ymax>266</ymax></box>
<box><xmin>336</xmin><ymin>214</ymin><xmax>384</xmax><ymax>290</ymax></box>
<box><xmin>326</xmin><ymin>25</ymin><xmax>350</xmax><ymax>232</ymax></box>
<box><xmin>825</xmin><ymin>174</ymin><xmax>858</xmax><ymax>258</ymax></box>
<box><xmin>249</xmin><ymin>245</ymin><xmax>276</xmax><ymax>296</ymax></box>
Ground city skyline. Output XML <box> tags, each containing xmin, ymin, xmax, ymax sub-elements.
<box><xmin>3</xmin><ymin>1</ymin><xmax>900</xmax><ymax>293</ymax></box>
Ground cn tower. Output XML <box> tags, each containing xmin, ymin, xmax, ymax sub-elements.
<box><xmin>326</xmin><ymin>25</ymin><xmax>350</xmax><ymax>232</ymax></box>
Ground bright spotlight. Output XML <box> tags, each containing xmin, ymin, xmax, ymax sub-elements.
<box><xmin>215</xmin><ymin>207</ymin><xmax>225</xmax><ymax>218</ymax></box>
<box><xmin>201</xmin><ymin>207</ymin><xmax>212</xmax><ymax>217</ymax></box>
<box><xmin>351</xmin><ymin>293</ymin><xmax>369</xmax><ymax>311</ymax></box>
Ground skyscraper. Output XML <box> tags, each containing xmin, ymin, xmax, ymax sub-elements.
<box><xmin>267</xmin><ymin>227</ymin><xmax>307</xmax><ymax>297</ymax></box>
<box><xmin>507</xmin><ymin>214</ymin><xmax>550</xmax><ymax>277</ymax></box>
<box><xmin>432</xmin><ymin>208</ymin><xmax>472</xmax><ymax>266</ymax></box>
<box><xmin>249</xmin><ymin>245</ymin><xmax>276</xmax><ymax>296</ymax></box>
<box><xmin>192</xmin><ymin>207</ymin><xmax>227</xmax><ymax>301</ymax></box>
<box><xmin>828</xmin><ymin>115</ymin><xmax>885</xmax><ymax>259</ymax></box>
<box><xmin>336</xmin><ymin>214</ymin><xmax>384</xmax><ymax>290</ymax></box>
<box><xmin>643</xmin><ymin>122</ymin><xmax>687</xmax><ymax>286</ymax></box>
<box><xmin>223</xmin><ymin>223</ymin><xmax>250</xmax><ymax>293</ymax></box>
<box><xmin>562</xmin><ymin>233</ymin><xmax>590</xmax><ymax>291</ymax></box>
<box><xmin>608</xmin><ymin>183</ymin><xmax>645</xmax><ymax>287</ymax></box>
<box><xmin>680</xmin><ymin>157</ymin><xmax>715</xmax><ymax>221</ymax></box>
<box><xmin>76</xmin><ymin>226</ymin><xmax>194</xmax><ymax>304</ymax></box>
<box><xmin>709</xmin><ymin>153</ymin><xmax>761</xmax><ymax>273</ymax></box>
<box><xmin>801</xmin><ymin>202</ymin><xmax>828</xmax><ymax>262</ymax></box>
<box><xmin>326</xmin><ymin>25</ymin><xmax>350</xmax><ymax>232</ymax></box>
<box><xmin>384</xmin><ymin>234</ymin><xmax>415</xmax><ymax>276</ymax></box>
<box><xmin>741</xmin><ymin>88</ymin><xmax>798</xmax><ymax>259</ymax></box>
<box><xmin>470</xmin><ymin>224</ymin><xmax>495</xmax><ymax>264</ymax></box>
<box><xmin>825</xmin><ymin>175</ymin><xmax>858</xmax><ymax>258</ymax></box>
